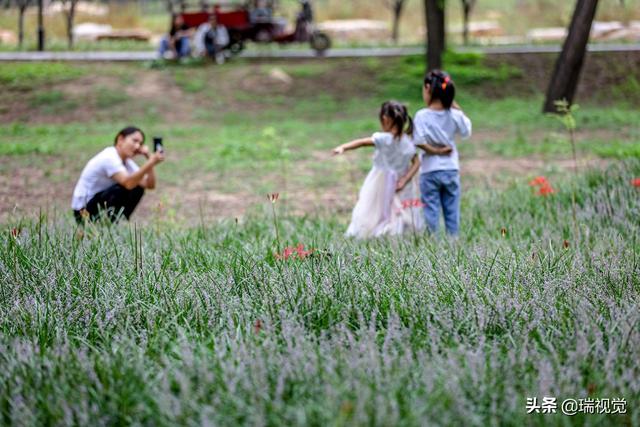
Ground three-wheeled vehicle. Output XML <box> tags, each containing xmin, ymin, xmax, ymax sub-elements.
<box><xmin>179</xmin><ymin>0</ymin><xmax>331</xmax><ymax>57</ymax></box>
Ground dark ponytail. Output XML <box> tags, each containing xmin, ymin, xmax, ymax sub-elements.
<box><xmin>379</xmin><ymin>100</ymin><xmax>414</xmax><ymax>138</ymax></box>
<box><xmin>424</xmin><ymin>69</ymin><xmax>455</xmax><ymax>109</ymax></box>
<box><xmin>114</xmin><ymin>126</ymin><xmax>145</xmax><ymax>145</ymax></box>
<box><xmin>401</xmin><ymin>103</ymin><xmax>414</xmax><ymax>137</ymax></box>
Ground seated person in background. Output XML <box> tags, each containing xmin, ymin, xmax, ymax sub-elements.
<box><xmin>249</xmin><ymin>0</ymin><xmax>273</xmax><ymax>23</ymax></box>
<box><xmin>194</xmin><ymin>13</ymin><xmax>229</xmax><ymax>63</ymax></box>
<box><xmin>158</xmin><ymin>14</ymin><xmax>194</xmax><ymax>59</ymax></box>
<box><xmin>300</xmin><ymin>0</ymin><xmax>312</xmax><ymax>22</ymax></box>
<box><xmin>71</xmin><ymin>126</ymin><xmax>165</xmax><ymax>224</ymax></box>
<box><xmin>294</xmin><ymin>0</ymin><xmax>313</xmax><ymax>39</ymax></box>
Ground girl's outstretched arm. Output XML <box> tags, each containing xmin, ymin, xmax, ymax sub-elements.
<box><xmin>416</xmin><ymin>143</ymin><xmax>453</xmax><ymax>155</ymax></box>
<box><xmin>396</xmin><ymin>154</ymin><xmax>420</xmax><ymax>192</ymax></box>
<box><xmin>332</xmin><ymin>137</ymin><xmax>374</xmax><ymax>155</ymax></box>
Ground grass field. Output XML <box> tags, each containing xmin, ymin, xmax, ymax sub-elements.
<box><xmin>1</xmin><ymin>51</ymin><xmax>639</xmax><ymax>222</ymax></box>
<box><xmin>1</xmin><ymin>50</ymin><xmax>640</xmax><ymax>425</ymax></box>
<box><xmin>1</xmin><ymin>160</ymin><xmax>639</xmax><ymax>426</ymax></box>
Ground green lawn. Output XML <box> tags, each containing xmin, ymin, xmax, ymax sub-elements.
<box><xmin>1</xmin><ymin>53</ymin><xmax>639</xmax><ymax>223</ymax></box>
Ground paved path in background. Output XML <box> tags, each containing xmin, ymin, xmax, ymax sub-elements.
<box><xmin>1</xmin><ymin>44</ymin><xmax>639</xmax><ymax>61</ymax></box>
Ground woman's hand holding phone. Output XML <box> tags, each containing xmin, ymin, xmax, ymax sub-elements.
<box><xmin>153</xmin><ymin>137</ymin><xmax>164</xmax><ymax>154</ymax></box>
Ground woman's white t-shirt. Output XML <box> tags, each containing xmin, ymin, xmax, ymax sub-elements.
<box><xmin>71</xmin><ymin>147</ymin><xmax>139</xmax><ymax>210</ymax></box>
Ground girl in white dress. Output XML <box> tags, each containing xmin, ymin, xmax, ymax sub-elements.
<box><xmin>332</xmin><ymin>101</ymin><xmax>452</xmax><ymax>239</ymax></box>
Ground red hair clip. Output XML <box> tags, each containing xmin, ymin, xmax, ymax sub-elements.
<box><xmin>441</xmin><ymin>76</ymin><xmax>450</xmax><ymax>90</ymax></box>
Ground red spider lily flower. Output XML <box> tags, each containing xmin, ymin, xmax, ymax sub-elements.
<box><xmin>275</xmin><ymin>246</ymin><xmax>296</xmax><ymax>260</ymax></box>
<box><xmin>10</xmin><ymin>227</ymin><xmax>21</xmax><ymax>238</ymax></box>
<box><xmin>529</xmin><ymin>175</ymin><xmax>555</xmax><ymax>195</ymax></box>
<box><xmin>536</xmin><ymin>183</ymin><xmax>556</xmax><ymax>196</ymax></box>
<box><xmin>500</xmin><ymin>227</ymin><xmax>507</xmax><ymax>237</ymax></box>
<box><xmin>563</xmin><ymin>240</ymin><xmax>570</xmax><ymax>249</ymax></box>
<box><xmin>253</xmin><ymin>319</ymin><xmax>263</xmax><ymax>334</ymax></box>
<box><xmin>401</xmin><ymin>199</ymin><xmax>425</xmax><ymax>209</ymax></box>
<box><xmin>294</xmin><ymin>243</ymin><xmax>313</xmax><ymax>258</ymax></box>
<box><xmin>632</xmin><ymin>178</ymin><xmax>640</xmax><ymax>188</ymax></box>
<box><xmin>529</xmin><ymin>176</ymin><xmax>549</xmax><ymax>187</ymax></box>
<box><xmin>274</xmin><ymin>244</ymin><xmax>314</xmax><ymax>260</ymax></box>
<box><xmin>267</xmin><ymin>193</ymin><xmax>280</xmax><ymax>203</ymax></box>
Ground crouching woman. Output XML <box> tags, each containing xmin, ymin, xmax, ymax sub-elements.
<box><xmin>71</xmin><ymin>126</ymin><xmax>165</xmax><ymax>223</ymax></box>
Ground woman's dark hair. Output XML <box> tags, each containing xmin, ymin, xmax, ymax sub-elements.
<box><xmin>170</xmin><ymin>14</ymin><xmax>182</xmax><ymax>32</ymax></box>
<box><xmin>424</xmin><ymin>69</ymin><xmax>455</xmax><ymax>109</ymax></box>
<box><xmin>379</xmin><ymin>100</ymin><xmax>414</xmax><ymax>138</ymax></box>
<box><xmin>114</xmin><ymin>126</ymin><xmax>145</xmax><ymax>145</ymax></box>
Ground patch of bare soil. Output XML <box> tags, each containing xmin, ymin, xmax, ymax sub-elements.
<box><xmin>177</xmin><ymin>58</ymin><xmax>381</xmax><ymax>116</ymax></box>
<box><xmin>1</xmin><ymin>58</ymin><xmax>378</xmax><ymax>125</ymax></box>
<box><xmin>0</xmin><ymin>158</ymin><xmax>72</xmax><ymax>221</ymax></box>
<box><xmin>251</xmin><ymin>60</ymin><xmax>379</xmax><ymax>101</ymax></box>
<box><xmin>126</xmin><ymin>71</ymin><xmax>196</xmax><ymax>123</ymax></box>
<box><xmin>57</xmin><ymin>74</ymin><xmax>121</xmax><ymax>97</ymax></box>
<box><xmin>0</xmin><ymin>152</ymin><xmax>612</xmax><ymax>225</ymax></box>
<box><xmin>2</xmin><ymin>51</ymin><xmax>639</xmax><ymax>125</ymax></box>
<box><xmin>0</xmin><ymin>96</ymin><xmax>34</xmax><ymax>124</ymax></box>
<box><xmin>0</xmin><ymin>70</ymin><xmax>196</xmax><ymax>124</ymax></box>
<box><xmin>480</xmin><ymin>50</ymin><xmax>640</xmax><ymax>105</ymax></box>
<box><xmin>0</xmin><ymin>74</ymin><xmax>121</xmax><ymax>124</ymax></box>
<box><xmin>462</xmin><ymin>156</ymin><xmax>607</xmax><ymax>181</ymax></box>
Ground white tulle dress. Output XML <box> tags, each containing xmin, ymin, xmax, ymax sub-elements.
<box><xmin>345</xmin><ymin>132</ymin><xmax>425</xmax><ymax>239</ymax></box>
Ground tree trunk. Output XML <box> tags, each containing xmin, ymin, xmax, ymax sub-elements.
<box><xmin>18</xmin><ymin>6</ymin><xmax>26</xmax><ymax>47</ymax></box>
<box><xmin>462</xmin><ymin>1</ymin><xmax>471</xmax><ymax>45</ymax></box>
<box><xmin>66</xmin><ymin>1</ymin><xmax>76</xmax><ymax>49</ymax></box>
<box><xmin>66</xmin><ymin>11</ymin><xmax>73</xmax><ymax>49</ymax></box>
<box><xmin>461</xmin><ymin>0</ymin><xmax>476</xmax><ymax>45</ymax></box>
<box><xmin>37</xmin><ymin>0</ymin><xmax>44</xmax><ymax>51</ymax></box>
<box><xmin>424</xmin><ymin>0</ymin><xmax>445</xmax><ymax>71</ymax></box>
<box><xmin>543</xmin><ymin>0</ymin><xmax>599</xmax><ymax>113</ymax></box>
<box><xmin>462</xmin><ymin>4</ymin><xmax>469</xmax><ymax>45</ymax></box>
<box><xmin>391</xmin><ymin>1</ymin><xmax>405</xmax><ymax>44</ymax></box>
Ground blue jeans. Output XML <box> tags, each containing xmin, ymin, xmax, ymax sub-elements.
<box><xmin>159</xmin><ymin>36</ymin><xmax>191</xmax><ymax>58</ymax></box>
<box><xmin>420</xmin><ymin>170</ymin><xmax>461</xmax><ymax>235</ymax></box>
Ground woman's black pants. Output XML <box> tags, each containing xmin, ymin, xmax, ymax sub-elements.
<box><xmin>74</xmin><ymin>184</ymin><xmax>144</xmax><ymax>224</ymax></box>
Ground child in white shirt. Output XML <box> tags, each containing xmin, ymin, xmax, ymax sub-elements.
<box><xmin>332</xmin><ymin>101</ymin><xmax>450</xmax><ymax>239</ymax></box>
<box><xmin>414</xmin><ymin>70</ymin><xmax>472</xmax><ymax>236</ymax></box>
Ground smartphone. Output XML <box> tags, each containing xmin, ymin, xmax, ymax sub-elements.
<box><xmin>153</xmin><ymin>137</ymin><xmax>164</xmax><ymax>153</ymax></box>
